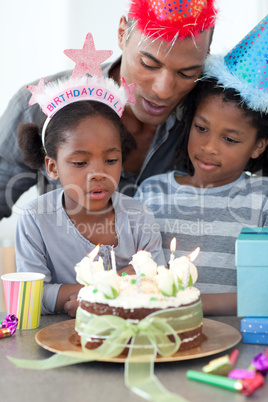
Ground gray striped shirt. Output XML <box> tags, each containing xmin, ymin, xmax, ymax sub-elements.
<box><xmin>135</xmin><ymin>172</ymin><xmax>268</xmax><ymax>294</ymax></box>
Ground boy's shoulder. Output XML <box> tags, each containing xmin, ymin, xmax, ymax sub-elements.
<box><xmin>142</xmin><ymin>171</ymin><xmax>175</xmax><ymax>184</ymax></box>
<box><xmin>136</xmin><ymin>171</ymin><xmax>181</xmax><ymax>196</ymax></box>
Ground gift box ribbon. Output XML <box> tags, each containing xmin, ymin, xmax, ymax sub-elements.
<box><xmin>240</xmin><ymin>232</ymin><xmax>268</xmax><ymax>235</ymax></box>
<box><xmin>8</xmin><ymin>302</ymin><xmax>202</xmax><ymax>401</ymax></box>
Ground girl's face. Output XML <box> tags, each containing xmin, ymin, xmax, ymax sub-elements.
<box><xmin>46</xmin><ymin>115</ymin><xmax>122</xmax><ymax>215</ymax></box>
<box><xmin>187</xmin><ymin>95</ymin><xmax>267</xmax><ymax>188</ymax></box>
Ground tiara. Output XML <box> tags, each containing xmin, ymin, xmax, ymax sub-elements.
<box><xmin>26</xmin><ymin>33</ymin><xmax>136</xmax><ymax>151</ymax></box>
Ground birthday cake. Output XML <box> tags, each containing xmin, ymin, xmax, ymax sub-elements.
<box><xmin>74</xmin><ymin>250</ymin><xmax>203</xmax><ymax>354</ymax></box>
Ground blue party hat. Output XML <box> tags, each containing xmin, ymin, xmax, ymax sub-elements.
<box><xmin>203</xmin><ymin>15</ymin><xmax>268</xmax><ymax>113</ymax></box>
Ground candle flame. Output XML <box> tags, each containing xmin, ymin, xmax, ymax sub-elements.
<box><xmin>87</xmin><ymin>244</ymin><xmax>100</xmax><ymax>260</ymax></box>
<box><xmin>170</xmin><ymin>237</ymin><xmax>177</xmax><ymax>253</ymax></box>
<box><xmin>188</xmin><ymin>247</ymin><xmax>200</xmax><ymax>262</ymax></box>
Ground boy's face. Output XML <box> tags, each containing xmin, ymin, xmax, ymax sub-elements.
<box><xmin>118</xmin><ymin>18</ymin><xmax>212</xmax><ymax>126</ymax></box>
<box><xmin>46</xmin><ymin>115</ymin><xmax>122</xmax><ymax>215</ymax></box>
<box><xmin>187</xmin><ymin>94</ymin><xmax>267</xmax><ymax>188</ymax></box>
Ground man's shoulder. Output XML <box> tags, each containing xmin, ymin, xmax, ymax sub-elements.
<box><xmin>27</xmin><ymin>70</ymin><xmax>72</xmax><ymax>86</ymax></box>
<box><xmin>13</xmin><ymin>58</ymin><xmax>120</xmax><ymax>112</ymax></box>
<box><xmin>5</xmin><ymin>70</ymin><xmax>72</xmax><ymax>120</ymax></box>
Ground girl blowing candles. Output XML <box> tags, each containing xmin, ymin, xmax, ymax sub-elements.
<box><xmin>135</xmin><ymin>15</ymin><xmax>268</xmax><ymax>316</ymax></box>
<box><xmin>15</xmin><ymin>34</ymin><xmax>165</xmax><ymax>317</ymax></box>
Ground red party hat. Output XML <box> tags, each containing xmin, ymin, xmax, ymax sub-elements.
<box><xmin>128</xmin><ymin>0</ymin><xmax>217</xmax><ymax>42</ymax></box>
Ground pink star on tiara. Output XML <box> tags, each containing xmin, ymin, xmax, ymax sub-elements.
<box><xmin>64</xmin><ymin>33</ymin><xmax>113</xmax><ymax>79</ymax></box>
<box><xmin>121</xmin><ymin>77</ymin><xmax>136</xmax><ymax>104</ymax></box>
<box><xmin>27</xmin><ymin>78</ymin><xmax>46</xmax><ymax>106</ymax></box>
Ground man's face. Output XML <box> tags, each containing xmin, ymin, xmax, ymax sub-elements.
<box><xmin>118</xmin><ymin>18</ymin><xmax>212</xmax><ymax>126</ymax></box>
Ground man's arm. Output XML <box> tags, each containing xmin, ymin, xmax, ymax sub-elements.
<box><xmin>0</xmin><ymin>85</ymin><xmax>45</xmax><ymax>219</ymax></box>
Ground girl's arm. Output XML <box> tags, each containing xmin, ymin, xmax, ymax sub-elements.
<box><xmin>16</xmin><ymin>210</ymin><xmax>82</xmax><ymax>316</ymax></box>
<box><xmin>15</xmin><ymin>212</ymin><xmax>58</xmax><ymax>315</ymax></box>
<box><xmin>117</xmin><ymin>264</ymin><xmax>135</xmax><ymax>276</ymax></box>
<box><xmin>201</xmin><ymin>293</ymin><xmax>237</xmax><ymax>316</ymax></box>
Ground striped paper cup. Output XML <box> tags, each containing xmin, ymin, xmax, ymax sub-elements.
<box><xmin>1</xmin><ymin>272</ymin><xmax>45</xmax><ymax>330</ymax></box>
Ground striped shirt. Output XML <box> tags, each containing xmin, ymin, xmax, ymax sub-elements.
<box><xmin>135</xmin><ymin>171</ymin><xmax>268</xmax><ymax>294</ymax></box>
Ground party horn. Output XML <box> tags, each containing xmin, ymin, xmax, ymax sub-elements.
<box><xmin>187</xmin><ymin>370</ymin><xmax>264</xmax><ymax>395</ymax></box>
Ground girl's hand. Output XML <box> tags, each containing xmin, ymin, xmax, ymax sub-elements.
<box><xmin>64</xmin><ymin>291</ymin><xmax>80</xmax><ymax>317</ymax></box>
<box><xmin>117</xmin><ymin>264</ymin><xmax>136</xmax><ymax>276</ymax></box>
<box><xmin>55</xmin><ymin>284</ymin><xmax>83</xmax><ymax>315</ymax></box>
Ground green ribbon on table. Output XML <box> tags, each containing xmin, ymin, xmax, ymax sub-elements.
<box><xmin>8</xmin><ymin>302</ymin><xmax>202</xmax><ymax>401</ymax></box>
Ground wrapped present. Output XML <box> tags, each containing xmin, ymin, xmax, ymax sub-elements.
<box><xmin>241</xmin><ymin>318</ymin><xmax>268</xmax><ymax>345</ymax></box>
<box><xmin>236</xmin><ymin>228</ymin><xmax>268</xmax><ymax>317</ymax></box>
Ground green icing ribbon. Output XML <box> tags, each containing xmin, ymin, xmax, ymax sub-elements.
<box><xmin>7</xmin><ymin>301</ymin><xmax>202</xmax><ymax>401</ymax></box>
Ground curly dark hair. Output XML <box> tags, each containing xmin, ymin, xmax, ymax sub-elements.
<box><xmin>175</xmin><ymin>78</ymin><xmax>268</xmax><ymax>175</ymax></box>
<box><xmin>18</xmin><ymin>101</ymin><xmax>136</xmax><ymax>170</ymax></box>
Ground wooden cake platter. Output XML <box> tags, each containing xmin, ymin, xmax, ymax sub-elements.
<box><xmin>35</xmin><ymin>318</ymin><xmax>241</xmax><ymax>363</ymax></box>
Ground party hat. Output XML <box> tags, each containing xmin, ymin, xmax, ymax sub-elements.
<box><xmin>27</xmin><ymin>33</ymin><xmax>136</xmax><ymax>120</ymax></box>
<box><xmin>203</xmin><ymin>15</ymin><xmax>268</xmax><ymax>113</ymax></box>
<box><xmin>128</xmin><ymin>0</ymin><xmax>217</xmax><ymax>42</ymax></box>
<box><xmin>26</xmin><ymin>33</ymin><xmax>136</xmax><ymax>151</ymax></box>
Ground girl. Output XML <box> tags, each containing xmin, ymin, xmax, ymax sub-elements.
<box><xmin>135</xmin><ymin>16</ymin><xmax>268</xmax><ymax>315</ymax></box>
<box><xmin>16</xmin><ymin>36</ymin><xmax>166</xmax><ymax>317</ymax></box>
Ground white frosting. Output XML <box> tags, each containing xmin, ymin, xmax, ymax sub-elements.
<box><xmin>75</xmin><ymin>256</ymin><xmax>104</xmax><ymax>286</ymax></box>
<box><xmin>170</xmin><ymin>256</ymin><xmax>198</xmax><ymax>285</ymax></box>
<box><xmin>129</xmin><ymin>250</ymin><xmax>158</xmax><ymax>278</ymax></box>
<box><xmin>78</xmin><ymin>275</ymin><xmax>200</xmax><ymax>309</ymax></box>
<box><xmin>94</xmin><ymin>271</ymin><xmax>120</xmax><ymax>299</ymax></box>
<box><xmin>156</xmin><ymin>266</ymin><xmax>177</xmax><ymax>296</ymax></box>
<box><xmin>77</xmin><ymin>333</ymin><xmax>201</xmax><ymax>347</ymax></box>
<box><xmin>181</xmin><ymin>333</ymin><xmax>200</xmax><ymax>344</ymax></box>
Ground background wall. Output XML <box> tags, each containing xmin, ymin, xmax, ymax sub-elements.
<box><xmin>0</xmin><ymin>0</ymin><xmax>268</xmax><ymax>245</ymax></box>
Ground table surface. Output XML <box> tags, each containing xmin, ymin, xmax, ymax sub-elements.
<box><xmin>1</xmin><ymin>312</ymin><xmax>267</xmax><ymax>402</ymax></box>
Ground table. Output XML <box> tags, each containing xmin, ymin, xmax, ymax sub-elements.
<box><xmin>1</xmin><ymin>312</ymin><xmax>267</xmax><ymax>402</ymax></box>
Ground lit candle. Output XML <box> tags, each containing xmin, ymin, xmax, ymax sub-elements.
<box><xmin>87</xmin><ymin>244</ymin><xmax>100</xmax><ymax>285</ymax></box>
<box><xmin>110</xmin><ymin>246</ymin><xmax>117</xmax><ymax>273</ymax></box>
<box><xmin>87</xmin><ymin>244</ymin><xmax>100</xmax><ymax>260</ymax></box>
<box><xmin>183</xmin><ymin>247</ymin><xmax>200</xmax><ymax>289</ymax></box>
<box><xmin>169</xmin><ymin>237</ymin><xmax>176</xmax><ymax>268</ymax></box>
<box><xmin>183</xmin><ymin>258</ymin><xmax>190</xmax><ymax>289</ymax></box>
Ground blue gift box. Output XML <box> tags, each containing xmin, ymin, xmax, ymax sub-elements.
<box><xmin>236</xmin><ymin>227</ymin><xmax>268</xmax><ymax>317</ymax></box>
<box><xmin>241</xmin><ymin>318</ymin><xmax>268</xmax><ymax>344</ymax></box>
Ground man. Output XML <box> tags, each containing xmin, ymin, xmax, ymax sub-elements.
<box><xmin>0</xmin><ymin>0</ymin><xmax>217</xmax><ymax>220</ymax></box>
